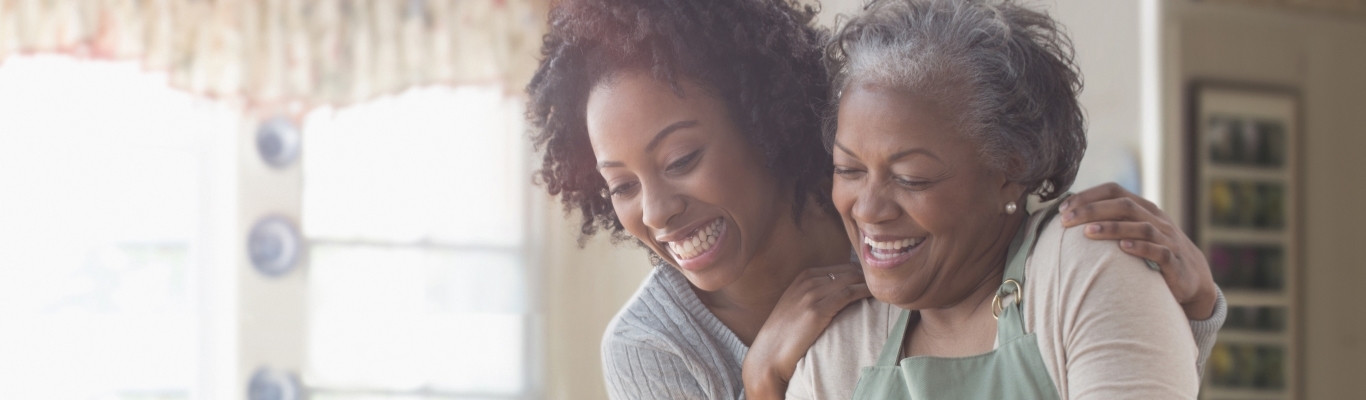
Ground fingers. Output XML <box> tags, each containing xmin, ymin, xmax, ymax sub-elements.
<box><xmin>790</xmin><ymin>264</ymin><xmax>865</xmax><ymax>301</ymax></box>
<box><xmin>845</xmin><ymin>283</ymin><xmax>872</xmax><ymax>301</ymax></box>
<box><xmin>1061</xmin><ymin>197</ymin><xmax>1171</xmax><ymax>233</ymax></box>
<box><xmin>813</xmin><ymin>283</ymin><xmax>872</xmax><ymax>313</ymax></box>
<box><xmin>1062</xmin><ymin>182</ymin><xmax>1165</xmax><ymax>221</ymax></box>
<box><xmin>806</xmin><ymin>263</ymin><xmax>863</xmax><ymax>275</ymax></box>
<box><xmin>799</xmin><ymin>264</ymin><xmax>864</xmax><ymax>287</ymax></box>
<box><xmin>1118</xmin><ymin>239</ymin><xmax>1176</xmax><ymax>269</ymax></box>
<box><xmin>1081</xmin><ymin>221</ymin><xmax>1166</xmax><ymax>243</ymax></box>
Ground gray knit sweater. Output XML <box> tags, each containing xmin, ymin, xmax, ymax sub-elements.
<box><xmin>601</xmin><ymin>265</ymin><xmax>1227</xmax><ymax>400</ymax></box>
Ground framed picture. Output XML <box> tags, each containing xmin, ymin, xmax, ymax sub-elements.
<box><xmin>1187</xmin><ymin>82</ymin><xmax>1301</xmax><ymax>400</ymax></box>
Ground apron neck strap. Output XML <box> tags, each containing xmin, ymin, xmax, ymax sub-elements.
<box><xmin>875</xmin><ymin>309</ymin><xmax>913</xmax><ymax>366</ymax></box>
<box><xmin>996</xmin><ymin>193</ymin><xmax>1072</xmax><ymax>341</ymax></box>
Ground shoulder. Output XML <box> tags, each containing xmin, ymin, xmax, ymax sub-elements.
<box><xmin>1024</xmin><ymin>212</ymin><xmax>1201</xmax><ymax>397</ymax></box>
<box><xmin>601</xmin><ymin>266</ymin><xmax>741</xmax><ymax>399</ymax></box>
<box><xmin>602</xmin><ymin>267</ymin><xmax>691</xmax><ymax>351</ymax></box>
<box><xmin>810</xmin><ymin>297</ymin><xmax>899</xmax><ymax>355</ymax></box>
<box><xmin>1028</xmin><ymin>213</ymin><xmax>1160</xmax><ymax>289</ymax></box>
<box><xmin>602</xmin><ymin>265</ymin><xmax>742</xmax><ymax>361</ymax></box>
<box><xmin>788</xmin><ymin>298</ymin><xmax>898</xmax><ymax>400</ymax></box>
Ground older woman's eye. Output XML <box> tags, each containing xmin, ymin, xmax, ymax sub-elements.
<box><xmin>833</xmin><ymin>166</ymin><xmax>865</xmax><ymax>179</ymax></box>
<box><xmin>893</xmin><ymin>176</ymin><xmax>932</xmax><ymax>189</ymax></box>
<box><xmin>665</xmin><ymin>150</ymin><xmax>701</xmax><ymax>173</ymax></box>
<box><xmin>609</xmin><ymin>182</ymin><xmax>639</xmax><ymax>198</ymax></box>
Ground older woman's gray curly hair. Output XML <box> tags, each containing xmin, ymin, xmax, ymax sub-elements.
<box><xmin>824</xmin><ymin>0</ymin><xmax>1086</xmax><ymax>201</ymax></box>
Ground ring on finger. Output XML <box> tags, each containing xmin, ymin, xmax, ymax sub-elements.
<box><xmin>828</xmin><ymin>273</ymin><xmax>836</xmax><ymax>281</ymax></box>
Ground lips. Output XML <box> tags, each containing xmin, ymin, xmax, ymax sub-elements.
<box><xmin>863</xmin><ymin>236</ymin><xmax>924</xmax><ymax>260</ymax></box>
<box><xmin>658</xmin><ymin>217</ymin><xmax>726</xmax><ymax>273</ymax></box>
<box><xmin>860</xmin><ymin>233</ymin><xmax>925</xmax><ymax>269</ymax></box>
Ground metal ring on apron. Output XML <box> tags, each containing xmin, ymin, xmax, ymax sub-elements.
<box><xmin>992</xmin><ymin>278</ymin><xmax>1023</xmax><ymax>320</ymax></box>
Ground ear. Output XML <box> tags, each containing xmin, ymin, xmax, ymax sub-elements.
<box><xmin>997</xmin><ymin>174</ymin><xmax>1029</xmax><ymax>207</ymax></box>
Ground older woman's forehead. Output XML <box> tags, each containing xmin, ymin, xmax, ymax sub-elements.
<box><xmin>835</xmin><ymin>86</ymin><xmax>969</xmax><ymax>150</ymax></box>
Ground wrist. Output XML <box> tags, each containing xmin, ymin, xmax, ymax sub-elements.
<box><xmin>1182</xmin><ymin>283</ymin><xmax>1218</xmax><ymax>321</ymax></box>
<box><xmin>742</xmin><ymin>357</ymin><xmax>789</xmax><ymax>400</ymax></box>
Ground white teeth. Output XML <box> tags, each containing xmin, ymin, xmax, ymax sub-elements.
<box><xmin>669</xmin><ymin>219</ymin><xmax>724</xmax><ymax>260</ymax></box>
<box><xmin>863</xmin><ymin>236</ymin><xmax>922</xmax><ymax>256</ymax></box>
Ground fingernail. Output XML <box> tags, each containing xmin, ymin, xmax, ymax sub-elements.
<box><xmin>1065</xmin><ymin>210</ymin><xmax>1076</xmax><ymax>221</ymax></box>
<box><xmin>1086</xmin><ymin>224</ymin><xmax>1100</xmax><ymax>234</ymax></box>
<box><xmin>1122</xmin><ymin>240</ymin><xmax>1134</xmax><ymax>248</ymax></box>
<box><xmin>1060</xmin><ymin>201</ymin><xmax>1071</xmax><ymax>212</ymax></box>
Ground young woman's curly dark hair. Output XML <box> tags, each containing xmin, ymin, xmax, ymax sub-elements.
<box><xmin>527</xmin><ymin>0</ymin><xmax>834</xmax><ymax>245</ymax></box>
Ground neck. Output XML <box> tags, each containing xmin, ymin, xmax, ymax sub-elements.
<box><xmin>697</xmin><ymin>199</ymin><xmax>851</xmax><ymax>344</ymax></box>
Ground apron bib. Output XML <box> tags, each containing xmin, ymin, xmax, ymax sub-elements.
<box><xmin>850</xmin><ymin>196</ymin><xmax>1070</xmax><ymax>400</ymax></box>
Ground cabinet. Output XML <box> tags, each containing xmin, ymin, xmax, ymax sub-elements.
<box><xmin>1190</xmin><ymin>83</ymin><xmax>1300</xmax><ymax>400</ymax></box>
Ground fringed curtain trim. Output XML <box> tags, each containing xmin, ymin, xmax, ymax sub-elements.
<box><xmin>0</xmin><ymin>0</ymin><xmax>548</xmax><ymax>108</ymax></box>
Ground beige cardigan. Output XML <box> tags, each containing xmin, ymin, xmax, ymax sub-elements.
<box><xmin>786</xmin><ymin>216</ymin><xmax>1207</xmax><ymax>400</ymax></box>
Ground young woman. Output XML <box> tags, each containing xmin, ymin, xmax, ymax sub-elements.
<box><xmin>784</xmin><ymin>1</ymin><xmax>1216</xmax><ymax>398</ymax></box>
<box><xmin>525</xmin><ymin>0</ymin><xmax>1225</xmax><ymax>399</ymax></box>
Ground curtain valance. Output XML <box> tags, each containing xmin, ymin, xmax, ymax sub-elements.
<box><xmin>0</xmin><ymin>0</ymin><xmax>547</xmax><ymax>108</ymax></box>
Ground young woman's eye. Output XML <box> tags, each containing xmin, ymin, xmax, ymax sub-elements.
<box><xmin>666</xmin><ymin>150</ymin><xmax>701</xmax><ymax>173</ymax></box>
<box><xmin>833</xmin><ymin>166</ymin><xmax>865</xmax><ymax>179</ymax></box>
<box><xmin>609</xmin><ymin>182</ymin><xmax>639</xmax><ymax>198</ymax></box>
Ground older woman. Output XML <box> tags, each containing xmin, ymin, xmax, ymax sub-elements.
<box><xmin>784</xmin><ymin>0</ymin><xmax>1209</xmax><ymax>399</ymax></box>
<box><xmin>528</xmin><ymin>0</ymin><xmax>1223</xmax><ymax>399</ymax></box>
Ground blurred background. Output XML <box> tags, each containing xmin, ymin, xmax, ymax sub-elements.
<box><xmin>0</xmin><ymin>0</ymin><xmax>1360</xmax><ymax>399</ymax></box>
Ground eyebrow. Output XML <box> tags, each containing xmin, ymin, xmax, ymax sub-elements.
<box><xmin>646</xmin><ymin>120</ymin><xmax>700</xmax><ymax>151</ymax></box>
<box><xmin>597</xmin><ymin>119</ymin><xmax>700</xmax><ymax>170</ymax></box>
<box><xmin>833</xmin><ymin>140</ymin><xmax>942</xmax><ymax>163</ymax></box>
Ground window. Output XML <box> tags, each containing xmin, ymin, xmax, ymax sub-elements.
<box><xmin>0</xmin><ymin>55</ymin><xmax>236</xmax><ymax>399</ymax></box>
<box><xmin>301</xmin><ymin>86</ymin><xmax>534</xmax><ymax>399</ymax></box>
<box><xmin>0</xmin><ymin>56</ymin><xmax>535</xmax><ymax>400</ymax></box>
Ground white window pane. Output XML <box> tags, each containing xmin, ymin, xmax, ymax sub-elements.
<box><xmin>0</xmin><ymin>55</ymin><xmax>222</xmax><ymax>400</ymax></box>
<box><xmin>302</xmin><ymin>86</ymin><xmax>527</xmax><ymax>246</ymax></box>
<box><xmin>307</xmin><ymin>246</ymin><xmax>525</xmax><ymax>394</ymax></box>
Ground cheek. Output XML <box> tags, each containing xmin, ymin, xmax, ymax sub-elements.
<box><xmin>611</xmin><ymin>198</ymin><xmax>646</xmax><ymax>237</ymax></box>
<box><xmin>831</xmin><ymin>180</ymin><xmax>856</xmax><ymax>212</ymax></box>
<box><xmin>701</xmin><ymin>150</ymin><xmax>781</xmax><ymax>217</ymax></box>
<box><xmin>831</xmin><ymin>180</ymin><xmax>860</xmax><ymax>230</ymax></box>
<box><xmin>912</xmin><ymin>179</ymin><xmax>1003</xmax><ymax>257</ymax></box>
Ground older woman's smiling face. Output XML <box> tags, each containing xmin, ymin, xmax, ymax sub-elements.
<box><xmin>831</xmin><ymin>84</ymin><xmax>1026</xmax><ymax>309</ymax></box>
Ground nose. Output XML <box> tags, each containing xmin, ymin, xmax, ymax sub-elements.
<box><xmin>640</xmin><ymin>180</ymin><xmax>685</xmax><ymax>231</ymax></box>
<box><xmin>851</xmin><ymin>180</ymin><xmax>901</xmax><ymax>225</ymax></box>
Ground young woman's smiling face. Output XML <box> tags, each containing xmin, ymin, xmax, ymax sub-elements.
<box><xmin>830</xmin><ymin>84</ymin><xmax>1025</xmax><ymax>309</ymax></box>
<box><xmin>586</xmin><ymin>72</ymin><xmax>786</xmax><ymax>291</ymax></box>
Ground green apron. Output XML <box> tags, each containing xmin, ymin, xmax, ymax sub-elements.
<box><xmin>850</xmin><ymin>198</ymin><xmax>1068</xmax><ymax>400</ymax></box>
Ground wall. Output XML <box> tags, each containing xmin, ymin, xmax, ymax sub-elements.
<box><xmin>538</xmin><ymin>196</ymin><xmax>653</xmax><ymax>400</ymax></box>
<box><xmin>1164</xmin><ymin>1</ymin><xmax>1366</xmax><ymax>397</ymax></box>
